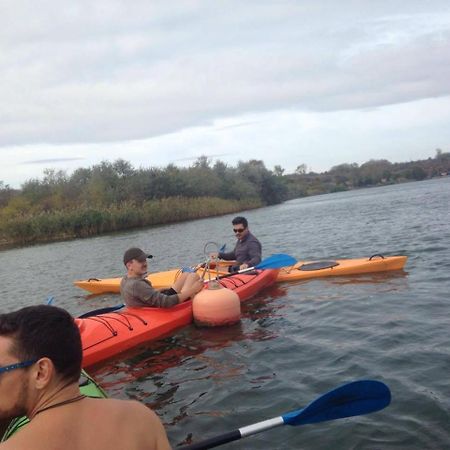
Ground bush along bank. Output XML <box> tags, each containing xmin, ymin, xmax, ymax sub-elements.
<box><xmin>0</xmin><ymin>197</ymin><xmax>262</xmax><ymax>247</ymax></box>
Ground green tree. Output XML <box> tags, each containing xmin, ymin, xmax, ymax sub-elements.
<box><xmin>0</xmin><ymin>181</ymin><xmax>16</xmax><ymax>208</ymax></box>
<box><xmin>273</xmin><ymin>165</ymin><xmax>285</xmax><ymax>177</ymax></box>
<box><xmin>359</xmin><ymin>160</ymin><xmax>392</xmax><ymax>185</ymax></box>
<box><xmin>407</xmin><ymin>166</ymin><xmax>427</xmax><ymax>181</ymax></box>
<box><xmin>295</xmin><ymin>164</ymin><xmax>307</xmax><ymax>175</ymax></box>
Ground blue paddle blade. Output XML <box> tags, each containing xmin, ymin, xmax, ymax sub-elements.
<box><xmin>283</xmin><ymin>380</ymin><xmax>391</xmax><ymax>426</ymax></box>
<box><xmin>46</xmin><ymin>296</ymin><xmax>54</xmax><ymax>305</ymax></box>
<box><xmin>255</xmin><ymin>254</ymin><xmax>297</xmax><ymax>270</ymax></box>
<box><xmin>219</xmin><ymin>244</ymin><xmax>226</xmax><ymax>252</ymax></box>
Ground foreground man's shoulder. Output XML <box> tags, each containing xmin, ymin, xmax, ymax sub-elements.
<box><xmin>119</xmin><ymin>400</ymin><xmax>171</xmax><ymax>449</ymax></box>
<box><xmin>109</xmin><ymin>398</ymin><xmax>161</xmax><ymax>420</ymax></box>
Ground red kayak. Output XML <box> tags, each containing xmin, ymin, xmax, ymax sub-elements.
<box><xmin>77</xmin><ymin>269</ymin><xmax>279</xmax><ymax>367</ymax></box>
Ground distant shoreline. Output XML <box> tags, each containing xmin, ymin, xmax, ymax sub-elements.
<box><xmin>1</xmin><ymin>176</ymin><xmax>448</xmax><ymax>251</ymax></box>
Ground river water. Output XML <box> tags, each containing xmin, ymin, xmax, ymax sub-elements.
<box><xmin>1</xmin><ymin>177</ymin><xmax>449</xmax><ymax>449</ymax></box>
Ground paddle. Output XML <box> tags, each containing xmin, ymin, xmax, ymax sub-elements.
<box><xmin>178</xmin><ymin>380</ymin><xmax>391</xmax><ymax>450</ymax></box>
<box><xmin>78</xmin><ymin>304</ymin><xmax>125</xmax><ymax>318</ymax></box>
<box><xmin>211</xmin><ymin>253</ymin><xmax>296</xmax><ymax>281</ymax></box>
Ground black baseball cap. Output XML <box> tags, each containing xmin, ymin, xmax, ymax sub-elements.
<box><xmin>123</xmin><ymin>247</ymin><xmax>153</xmax><ymax>265</ymax></box>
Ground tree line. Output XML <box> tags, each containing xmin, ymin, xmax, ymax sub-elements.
<box><xmin>282</xmin><ymin>149</ymin><xmax>450</xmax><ymax>198</ymax></box>
<box><xmin>0</xmin><ymin>158</ymin><xmax>283</xmax><ymax>246</ymax></box>
<box><xmin>0</xmin><ymin>150</ymin><xmax>449</xmax><ymax>247</ymax></box>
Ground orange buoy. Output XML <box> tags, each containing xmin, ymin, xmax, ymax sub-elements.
<box><xmin>193</xmin><ymin>281</ymin><xmax>241</xmax><ymax>327</ymax></box>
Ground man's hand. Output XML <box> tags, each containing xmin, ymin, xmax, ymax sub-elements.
<box><xmin>179</xmin><ymin>275</ymin><xmax>204</xmax><ymax>302</ymax></box>
<box><xmin>239</xmin><ymin>263</ymin><xmax>249</xmax><ymax>271</ymax></box>
<box><xmin>190</xmin><ymin>278</ymin><xmax>204</xmax><ymax>295</ymax></box>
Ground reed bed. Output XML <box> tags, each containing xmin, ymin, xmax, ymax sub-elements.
<box><xmin>0</xmin><ymin>197</ymin><xmax>262</xmax><ymax>247</ymax></box>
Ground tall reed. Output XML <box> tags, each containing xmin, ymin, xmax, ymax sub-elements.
<box><xmin>0</xmin><ymin>197</ymin><xmax>262</xmax><ymax>247</ymax></box>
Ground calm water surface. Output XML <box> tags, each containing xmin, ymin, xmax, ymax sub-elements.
<box><xmin>1</xmin><ymin>178</ymin><xmax>449</xmax><ymax>449</ymax></box>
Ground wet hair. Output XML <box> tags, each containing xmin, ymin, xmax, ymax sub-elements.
<box><xmin>0</xmin><ymin>305</ymin><xmax>82</xmax><ymax>383</ymax></box>
<box><xmin>232</xmin><ymin>216</ymin><xmax>248</xmax><ymax>228</ymax></box>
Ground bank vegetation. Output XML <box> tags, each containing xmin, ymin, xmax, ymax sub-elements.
<box><xmin>0</xmin><ymin>150</ymin><xmax>449</xmax><ymax>247</ymax></box>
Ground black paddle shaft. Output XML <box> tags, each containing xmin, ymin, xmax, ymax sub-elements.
<box><xmin>179</xmin><ymin>430</ymin><xmax>241</xmax><ymax>450</ymax></box>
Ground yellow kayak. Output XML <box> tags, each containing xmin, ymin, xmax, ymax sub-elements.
<box><xmin>74</xmin><ymin>262</ymin><xmax>231</xmax><ymax>294</ymax></box>
<box><xmin>74</xmin><ymin>255</ymin><xmax>407</xmax><ymax>294</ymax></box>
<box><xmin>276</xmin><ymin>255</ymin><xmax>407</xmax><ymax>282</ymax></box>
<box><xmin>74</xmin><ymin>268</ymin><xmax>183</xmax><ymax>294</ymax></box>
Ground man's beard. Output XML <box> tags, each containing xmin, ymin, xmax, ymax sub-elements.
<box><xmin>0</xmin><ymin>378</ymin><xmax>29</xmax><ymax>420</ymax></box>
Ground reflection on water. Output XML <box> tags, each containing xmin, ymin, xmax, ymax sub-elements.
<box><xmin>91</xmin><ymin>290</ymin><xmax>282</xmax><ymax>419</ymax></box>
<box><xmin>327</xmin><ymin>270</ymin><xmax>409</xmax><ymax>285</ymax></box>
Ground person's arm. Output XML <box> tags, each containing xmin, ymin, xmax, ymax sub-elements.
<box><xmin>135</xmin><ymin>280</ymin><xmax>180</xmax><ymax>308</ymax></box>
<box><xmin>140</xmin><ymin>278</ymin><xmax>203</xmax><ymax>305</ymax></box>
<box><xmin>218</xmin><ymin>246</ymin><xmax>236</xmax><ymax>261</ymax></box>
<box><xmin>245</xmin><ymin>240</ymin><xmax>262</xmax><ymax>267</ymax></box>
<box><xmin>176</xmin><ymin>281</ymin><xmax>203</xmax><ymax>303</ymax></box>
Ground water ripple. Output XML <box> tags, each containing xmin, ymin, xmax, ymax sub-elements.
<box><xmin>0</xmin><ymin>178</ymin><xmax>449</xmax><ymax>448</ymax></box>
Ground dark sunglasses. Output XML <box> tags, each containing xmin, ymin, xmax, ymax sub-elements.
<box><xmin>233</xmin><ymin>228</ymin><xmax>246</xmax><ymax>233</ymax></box>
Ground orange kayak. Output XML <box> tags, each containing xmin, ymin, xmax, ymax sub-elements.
<box><xmin>276</xmin><ymin>255</ymin><xmax>407</xmax><ymax>282</ymax></box>
<box><xmin>74</xmin><ymin>255</ymin><xmax>407</xmax><ymax>294</ymax></box>
<box><xmin>77</xmin><ymin>269</ymin><xmax>279</xmax><ymax>367</ymax></box>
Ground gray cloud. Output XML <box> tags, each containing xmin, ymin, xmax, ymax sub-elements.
<box><xmin>215</xmin><ymin>121</ymin><xmax>261</xmax><ymax>131</ymax></box>
<box><xmin>21</xmin><ymin>157</ymin><xmax>85</xmax><ymax>165</ymax></box>
<box><xmin>1</xmin><ymin>1</ymin><xmax>450</xmax><ymax>148</ymax></box>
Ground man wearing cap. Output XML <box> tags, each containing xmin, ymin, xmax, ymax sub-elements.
<box><xmin>120</xmin><ymin>248</ymin><xmax>203</xmax><ymax>308</ymax></box>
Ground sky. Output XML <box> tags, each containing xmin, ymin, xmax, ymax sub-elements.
<box><xmin>1</xmin><ymin>1</ymin><xmax>450</xmax><ymax>188</ymax></box>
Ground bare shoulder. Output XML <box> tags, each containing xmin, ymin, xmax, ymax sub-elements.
<box><xmin>95</xmin><ymin>399</ymin><xmax>171</xmax><ymax>448</ymax></box>
<box><xmin>89</xmin><ymin>397</ymin><xmax>154</xmax><ymax>415</ymax></box>
<box><xmin>88</xmin><ymin>399</ymin><xmax>171</xmax><ymax>450</ymax></box>
<box><xmin>120</xmin><ymin>399</ymin><xmax>158</xmax><ymax>417</ymax></box>
<box><xmin>122</xmin><ymin>401</ymin><xmax>172</xmax><ymax>450</ymax></box>
<box><xmin>123</xmin><ymin>400</ymin><xmax>166</xmax><ymax>430</ymax></box>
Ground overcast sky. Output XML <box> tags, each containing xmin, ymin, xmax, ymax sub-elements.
<box><xmin>1</xmin><ymin>1</ymin><xmax>450</xmax><ymax>188</ymax></box>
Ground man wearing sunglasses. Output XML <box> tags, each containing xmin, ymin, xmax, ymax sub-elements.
<box><xmin>214</xmin><ymin>216</ymin><xmax>262</xmax><ymax>273</ymax></box>
<box><xmin>0</xmin><ymin>305</ymin><xmax>171</xmax><ymax>449</ymax></box>
<box><xmin>120</xmin><ymin>247</ymin><xmax>203</xmax><ymax>308</ymax></box>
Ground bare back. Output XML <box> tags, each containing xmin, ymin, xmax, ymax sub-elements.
<box><xmin>1</xmin><ymin>398</ymin><xmax>171</xmax><ymax>450</ymax></box>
